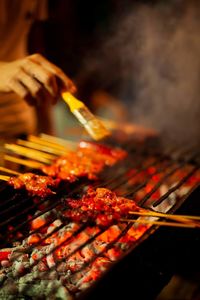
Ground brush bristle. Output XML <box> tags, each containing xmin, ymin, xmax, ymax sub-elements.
<box><xmin>72</xmin><ymin>107</ymin><xmax>111</xmax><ymax>140</ymax></box>
<box><xmin>84</xmin><ymin>118</ymin><xmax>111</xmax><ymax>141</ymax></box>
<box><xmin>62</xmin><ymin>92</ymin><xmax>111</xmax><ymax>140</ymax></box>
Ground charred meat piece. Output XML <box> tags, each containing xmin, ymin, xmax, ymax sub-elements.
<box><xmin>41</xmin><ymin>142</ymin><xmax>127</xmax><ymax>181</ymax></box>
<box><xmin>41</xmin><ymin>151</ymin><xmax>105</xmax><ymax>181</ymax></box>
<box><xmin>64</xmin><ymin>187</ymin><xmax>141</xmax><ymax>227</ymax></box>
<box><xmin>8</xmin><ymin>173</ymin><xmax>60</xmax><ymax>197</ymax></box>
<box><xmin>78</xmin><ymin>141</ymin><xmax>127</xmax><ymax>166</ymax></box>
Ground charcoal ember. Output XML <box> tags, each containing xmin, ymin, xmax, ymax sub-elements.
<box><xmin>65</xmin><ymin>270</ymin><xmax>89</xmax><ymax>293</ymax></box>
<box><xmin>18</xmin><ymin>280</ymin><xmax>72</xmax><ymax>299</ymax></box>
<box><xmin>51</xmin><ymin>222</ymin><xmax>80</xmax><ymax>246</ymax></box>
<box><xmin>37</xmin><ymin>260</ymin><xmax>49</xmax><ymax>272</ymax></box>
<box><xmin>0</xmin><ymin>270</ymin><xmax>7</xmax><ymax>285</ymax></box>
<box><xmin>0</xmin><ymin>277</ymin><xmax>72</xmax><ymax>300</ymax></box>
<box><xmin>3</xmin><ymin>246</ymin><xmax>30</xmax><ymax>277</ymax></box>
<box><xmin>27</xmin><ymin>233</ymin><xmax>42</xmax><ymax>245</ymax></box>
<box><xmin>75</xmin><ymin>256</ymin><xmax>112</xmax><ymax>291</ymax></box>
<box><xmin>1</xmin><ymin>259</ymin><xmax>11</xmax><ymax>268</ymax></box>
<box><xmin>57</xmin><ymin>262</ymin><xmax>71</xmax><ymax>274</ymax></box>
<box><xmin>30</xmin><ymin>244</ymin><xmax>55</xmax><ymax>265</ymax></box>
<box><xmin>66</xmin><ymin>252</ymin><xmax>86</xmax><ymax>272</ymax></box>
<box><xmin>0</xmin><ymin>184</ymin><xmax>153</xmax><ymax>298</ymax></box>
<box><xmin>65</xmin><ymin>280</ymin><xmax>80</xmax><ymax>294</ymax></box>
<box><xmin>0</xmin><ymin>278</ymin><xmax>18</xmax><ymax>299</ymax></box>
<box><xmin>46</xmin><ymin>219</ymin><xmax>63</xmax><ymax>234</ymax></box>
<box><xmin>30</xmin><ymin>209</ymin><xmax>58</xmax><ymax>232</ymax></box>
<box><xmin>105</xmin><ymin>247</ymin><xmax>123</xmax><ymax>261</ymax></box>
<box><xmin>46</xmin><ymin>253</ymin><xmax>56</xmax><ymax>268</ymax></box>
<box><xmin>0</xmin><ymin>248</ymin><xmax>12</xmax><ymax>268</ymax></box>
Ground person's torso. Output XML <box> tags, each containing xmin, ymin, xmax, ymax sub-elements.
<box><xmin>0</xmin><ymin>0</ymin><xmax>47</xmax><ymax>138</ymax></box>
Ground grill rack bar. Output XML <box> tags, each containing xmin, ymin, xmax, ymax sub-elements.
<box><xmin>1</xmin><ymin>139</ymin><xmax>200</xmax><ymax>298</ymax></box>
<box><xmin>0</xmin><ymin>149</ymin><xmax>176</xmax><ymax>246</ymax></box>
<box><xmin>0</xmin><ymin>145</ymin><xmax>199</xmax><ymax>246</ymax></box>
<box><xmin>152</xmin><ymin>165</ymin><xmax>199</xmax><ymax>207</ymax></box>
<box><xmin>3</xmin><ymin>221</ymin><xmax>133</xmax><ymax>298</ymax></box>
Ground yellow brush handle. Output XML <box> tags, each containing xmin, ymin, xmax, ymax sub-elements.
<box><xmin>62</xmin><ymin>92</ymin><xmax>85</xmax><ymax>112</ymax></box>
<box><xmin>61</xmin><ymin>91</ymin><xmax>111</xmax><ymax>141</ymax></box>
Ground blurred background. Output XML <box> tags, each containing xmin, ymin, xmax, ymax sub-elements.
<box><xmin>29</xmin><ymin>0</ymin><xmax>200</xmax><ymax>147</ymax></box>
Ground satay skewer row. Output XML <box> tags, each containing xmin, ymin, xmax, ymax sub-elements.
<box><xmin>0</xmin><ymin>169</ymin><xmax>199</xmax><ymax>227</ymax></box>
<box><xmin>63</xmin><ymin>187</ymin><xmax>200</xmax><ymax>228</ymax></box>
<box><xmin>128</xmin><ymin>210</ymin><xmax>200</xmax><ymax>226</ymax></box>
<box><xmin>0</xmin><ymin>170</ymin><xmax>59</xmax><ymax>196</ymax></box>
<box><xmin>0</xmin><ymin>173</ymin><xmax>199</xmax><ymax>228</ymax></box>
<box><xmin>4</xmin><ymin>140</ymin><xmax>127</xmax><ymax>183</ymax></box>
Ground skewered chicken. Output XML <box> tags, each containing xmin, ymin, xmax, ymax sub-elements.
<box><xmin>8</xmin><ymin>173</ymin><xmax>60</xmax><ymax>197</ymax></box>
<box><xmin>41</xmin><ymin>142</ymin><xmax>127</xmax><ymax>181</ymax></box>
<box><xmin>64</xmin><ymin>187</ymin><xmax>141</xmax><ymax>227</ymax></box>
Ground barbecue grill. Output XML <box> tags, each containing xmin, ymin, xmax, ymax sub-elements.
<box><xmin>0</xmin><ymin>134</ymin><xmax>200</xmax><ymax>299</ymax></box>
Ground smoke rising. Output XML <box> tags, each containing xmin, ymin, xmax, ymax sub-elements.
<box><xmin>77</xmin><ymin>1</ymin><xmax>200</xmax><ymax>147</ymax></box>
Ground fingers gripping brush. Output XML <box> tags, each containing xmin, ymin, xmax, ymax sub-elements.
<box><xmin>62</xmin><ymin>92</ymin><xmax>111</xmax><ymax>141</ymax></box>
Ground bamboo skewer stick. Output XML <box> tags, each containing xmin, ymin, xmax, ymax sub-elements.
<box><xmin>4</xmin><ymin>155</ymin><xmax>44</xmax><ymax>169</ymax></box>
<box><xmin>129</xmin><ymin>210</ymin><xmax>200</xmax><ymax>224</ymax></box>
<box><xmin>0</xmin><ymin>166</ymin><xmax>20</xmax><ymax>176</ymax></box>
<box><xmin>0</xmin><ymin>175</ymin><xmax>10</xmax><ymax>181</ymax></box>
<box><xmin>121</xmin><ymin>218</ymin><xmax>200</xmax><ymax>228</ymax></box>
<box><xmin>17</xmin><ymin>139</ymin><xmax>68</xmax><ymax>156</ymax></box>
<box><xmin>39</xmin><ymin>133</ymin><xmax>78</xmax><ymax>149</ymax></box>
<box><xmin>28</xmin><ymin>135</ymin><xmax>74</xmax><ymax>151</ymax></box>
<box><xmin>4</xmin><ymin>144</ymin><xmax>55</xmax><ymax>164</ymax></box>
<box><xmin>0</xmin><ymin>167</ymin><xmax>199</xmax><ymax>228</ymax></box>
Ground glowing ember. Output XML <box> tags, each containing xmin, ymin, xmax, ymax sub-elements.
<box><xmin>0</xmin><ymin>187</ymin><xmax>150</xmax><ymax>298</ymax></box>
<box><xmin>1</xmin><ymin>142</ymin><xmax>200</xmax><ymax>299</ymax></box>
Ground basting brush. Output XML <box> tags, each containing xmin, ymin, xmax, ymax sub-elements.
<box><xmin>62</xmin><ymin>92</ymin><xmax>111</xmax><ymax>141</ymax></box>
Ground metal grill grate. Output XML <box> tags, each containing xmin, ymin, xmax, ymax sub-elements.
<box><xmin>0</xmin><ymin>138</ymin><xmax>200</xmax><ymax>299</ymax></box>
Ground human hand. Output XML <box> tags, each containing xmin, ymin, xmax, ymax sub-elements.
<box><xmin>0</xmin><ymin>53</ymin><xmax>76</xmax><ymax>106</ymax></box>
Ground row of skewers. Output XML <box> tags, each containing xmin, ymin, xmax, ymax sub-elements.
<box><xmin>0</xmin><ymin>134</ymin><xmax>200</xmax><ymax>229</ymax></box>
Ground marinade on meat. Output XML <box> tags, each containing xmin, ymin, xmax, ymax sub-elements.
<box><xmin>6</xmin><ymin>142</ymin><xmax>126</xmax><ymax>198</ymax></box>
<box><xmin>41</xmin><ymin>141</ymin><xmax>127</xmax><ymax>181</ymax></box>
<box><xmin>8</xmin><ymin>173</ymin><xmax>61</xmax><ymax>197</ymax></box>
<box><xmin>78</xmin><ymin>141</ymin><xmax>127</xmax><ymax>166</ymax></box>
<box><xmin>64</xmin><ymin>187</ymin><xmax>142</xmax><ymax>227</ymax></box>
